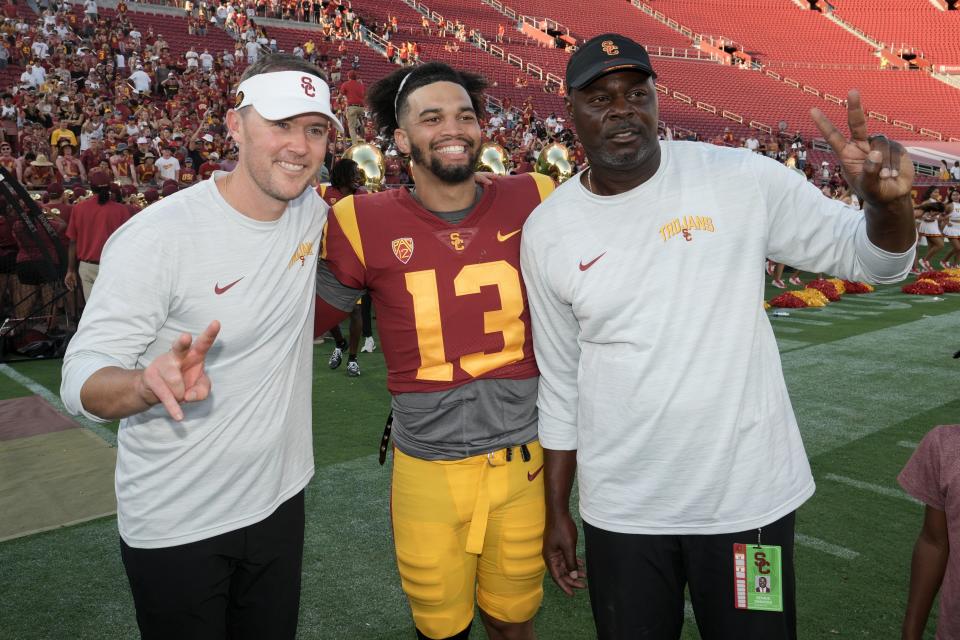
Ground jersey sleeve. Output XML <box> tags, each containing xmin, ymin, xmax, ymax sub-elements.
<box><xmin>528</xmin><ymin>171</ymin><xmax>556</xmax><ymax>203</ymax></box>
<box><xmin>320</xmin><ymin>195</ymin><xmax>368</xmax><ymax>290</ymax></box>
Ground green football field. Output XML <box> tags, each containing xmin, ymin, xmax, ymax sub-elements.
<box><xmin>1</xmin><ymin>280</ymin><xmax>958</xmax><ymax>639</ymax></box>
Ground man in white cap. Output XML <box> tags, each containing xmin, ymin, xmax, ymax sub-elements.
<box><xmin>129</xmin><ymin>63</ymin><xmax>151</xmax><ymax>94</ymax></box>
<box><xmin>60</xmin><ymin>54</ymin><xmax>343</xmax><ymax>639</ymax></box>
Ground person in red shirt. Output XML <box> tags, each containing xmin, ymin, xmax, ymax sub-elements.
<box><xmin>80</xmin><ymin>139</ymin><xmax>106</xmax><ymax>174</ymax></box>
<box><xmin>339</xmin><ymin>70</ymin><xmax>366</xmax><ymax>144</ymax></box>
<box><xmin>64</xmin><ymin>170</ymin><xmax>132</xmax><ymax>302</ymax></box>
<box><xmin>197</xmin><ymin>152</ymin><xmax>221</xmax><ymax>180</ymax></box>
<box><xmin>178</xmin><ymin>156</ymin><xmax>197</xmax><ymax>186</ymax></box>
<box><xmin>137</xmin><ymin>154</ymin><xmax>158</xmax><ymax>187</ymax></box>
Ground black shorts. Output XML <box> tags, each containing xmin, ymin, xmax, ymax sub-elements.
<box><xmin>16</xmin><ymin>260</ymin><xmax>58</xmax><ymax>285</ymax></box>
<box><xmin>583</xmin><ymin>511</ymin><xmax>797</xmax><ymax>640</ymax></box>
<box><xmin>120</xmin><ymin>490</ymin><xmax>306</xmax><ymax>640</ymax></box>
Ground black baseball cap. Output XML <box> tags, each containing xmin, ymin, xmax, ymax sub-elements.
<box><xmin>566</xmin><ymin>33</ymin><xmax>657</xmax><ymax>90</ymax></box>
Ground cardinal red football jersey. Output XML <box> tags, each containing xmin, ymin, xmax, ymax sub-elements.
<box><xmin>322</xmin><ymin>173</ymin><xmax>554</xmax><ymax>393</ymax></box>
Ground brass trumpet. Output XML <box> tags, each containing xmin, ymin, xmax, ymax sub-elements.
<box><xmin>535</xmin><ymin>143</ymin><xmax>574</xmax><ymax>184</ymax></box>
<box><xmin>474</xmin><ymin>143</ymin><xmax>511</xmax><ymax>176</ymax></box>
<box><xmin>343</xmin><ymin>143</ymin><xmax>386</xmax><ymax>192</ymax></box>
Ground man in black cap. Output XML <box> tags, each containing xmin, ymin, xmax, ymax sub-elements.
<box><xmin>520</xmin><ymin>33</ymin><xmax>917</xmax><ymax>639</ymax></box>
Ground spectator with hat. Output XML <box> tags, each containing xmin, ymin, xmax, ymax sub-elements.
<box><xmin>110</xmin><ymin>144</ymin><xmax>137</xmax><ymax>186</ymax></box>
<box><xmin>129</xmin><ymin>64</ymin><xmax>151</xmax><ymax>95</ymax></box>
<box><xmin>178</xmin><ymin>157</ymin><xmax>197</xmax><ymax>186</ymax></box>
<box><xmin>24</xmin><ymin>153</ymin><xmax>58</xmax><ymax>189</ymax></box>
<box><xmin>198</xmin><ymin>152</ymin><xmax>221</xmax><ymax>180</ymax></box>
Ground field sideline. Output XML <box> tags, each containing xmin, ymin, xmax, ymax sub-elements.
<box><xmin>1</xmin><ymin>281</ymin><xmax>958</xmax><ymax>639</ymax></box>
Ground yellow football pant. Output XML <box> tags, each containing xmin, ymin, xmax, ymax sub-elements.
<box><xmin>391</xmin><ymin>441</ymin><xmax>546</xmax><ymax>639</ymax></box>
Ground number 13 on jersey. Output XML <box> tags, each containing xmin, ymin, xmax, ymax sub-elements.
<box><xmin>404</xmin><ymin>260</ymin><xmax>526</xmax><ymax>382</ymax></box>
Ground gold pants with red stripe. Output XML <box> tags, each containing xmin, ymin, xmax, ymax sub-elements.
<box><xmin>391</xmin><ymin>441</ymin><xmax>545</xmax><ymax>638</ymax></box>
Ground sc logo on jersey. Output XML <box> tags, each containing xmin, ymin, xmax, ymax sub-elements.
<box><xmin>449</xmin><ymin>232</ymin><xmax>465</xmax><ymax>251</ymax></box>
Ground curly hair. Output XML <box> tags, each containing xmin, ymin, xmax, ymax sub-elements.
<box><xmin>329</xmin><ymin>158</ymin><xmax>359</xmax><ymax>192</ymax></box>
<box><xmin>366</xmin><ymin>62</ymin><xmax>487</xmax><ymax>138</ymax></box>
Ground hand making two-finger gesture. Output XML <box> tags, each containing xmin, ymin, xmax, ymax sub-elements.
<box><xmin>134</xmin><ymin>320</ymin><xmax>221</xmax><ymax>421</ymax></box>
<box><xmin>810</xmin><ymin>90</ymin><xmax>914</xmax><ymax>207</ymax></box>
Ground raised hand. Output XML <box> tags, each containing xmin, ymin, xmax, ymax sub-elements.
<box><xmin>135</xmin><ymin>320</ymin><xmax>221</xmax><ymax>421</ymax></box>
<box><xmin>810</xmin><ymin>90</ymin><xmax>914</xmax><ymax>207</ymax></box>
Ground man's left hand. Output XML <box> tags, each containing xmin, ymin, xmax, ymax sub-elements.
<box><xmin>810</xmin><ymin>90</ymin><xmax>913</xmax><ymax>207</ymax></box>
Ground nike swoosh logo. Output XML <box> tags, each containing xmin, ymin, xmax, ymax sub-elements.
<box><xmin>497</xmin><ymin>229</ymin><xmax>521</xmax><ymax>242</ymax></box>
<box><xmin>214</xmin><ymin>277</ymin><xmax>243</xmax><ymax>295</ymax></box>
<box><xmin>579</xmin><ymin>252</ymin><xmax>606</xmax><ymax>271</ymax></box>
<box><xmin>527</xmin><ymin>464</ymin><xmax>544</xmax><ymax>482</ymax></box>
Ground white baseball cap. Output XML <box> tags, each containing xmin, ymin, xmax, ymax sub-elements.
<box><xmin>234</xmin><ymin>70</ymin><xmax>343</xmax><ymax>133</ymax></box>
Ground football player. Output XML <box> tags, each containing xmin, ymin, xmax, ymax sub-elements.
<box><xmin>315</xmin><ymin>63</ymin><xmax>554</xmax><ymax>639</ymax></box>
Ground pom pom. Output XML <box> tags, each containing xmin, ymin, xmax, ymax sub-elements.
<box><xmin>841</xmin><ymin>280</ymin><xmax>874</xmax><ymax>294</ymax></box>
<box><xmin>902</xmin><ymin>280</ymin><xmax>944</xmax><ymax>295</ymax></box>
<box><xmin>805</xmin><ymin>279</ymin><xmax>841</xmax><ymax>302</ymax></box>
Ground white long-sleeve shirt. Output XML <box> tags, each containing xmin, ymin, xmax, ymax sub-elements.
<box><xmin>520</xmin><ymin>141</ymin><xmax>914</xmax><ymax>535</ymax></box>
<box><xmin>61</xmin><ymin>175</ymin><xmax>325</xmax><ymax>548</ymax></box>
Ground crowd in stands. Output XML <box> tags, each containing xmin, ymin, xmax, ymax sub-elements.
<box><xmin>0</xmin><ymin>0</ymin><xmax>957</xmax><ymax>201</ymax></box>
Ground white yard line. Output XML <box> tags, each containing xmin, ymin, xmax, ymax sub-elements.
<box><xmin>897</xmin><ymin>440</ymin><xmax>919</xmax><ymax>450</ymax></box>
<box><xmin>823</xmin><ymin>473</ymin><xmax>920</xmax><ymax>505</ymax></box>
<box><xmin>795</xmin><ymin>533</ymin><xmax>860</xmax><ymax>560</ymax></box>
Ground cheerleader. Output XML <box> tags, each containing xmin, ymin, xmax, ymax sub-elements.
<box><xmin>941</xmin><ymin>190</ymin><xmax>960</xmax><ymax>269</ymax></box>
<box><xmin>916</xmin><ymin>187</ymin><xmax>945</xmax><ymax>272</ymax></box>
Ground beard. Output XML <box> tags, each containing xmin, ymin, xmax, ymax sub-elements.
<box><xmin>409</xmin><ymin>138</ymin><xmax>480</xmax><ymax>184</ymax></box>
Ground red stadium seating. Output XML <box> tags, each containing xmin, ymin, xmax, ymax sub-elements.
<box><xmin>642</xmin><ymin>0</ymin><xmax>877</xmax><ymax>65</ymax></box>
<box><xmin>343</xmin><ymin>0</ymin><xmax>566</xmax><ymax>113</ymax></box>
<box><xmin>500</xmin><ymin>0</ymin><xmax>692</xmax><ymax>48</ymax></box>
<box><xmin>830</xmin><ymin>2</ymin><xmax>960</xmax><ymax>66</ymax></box>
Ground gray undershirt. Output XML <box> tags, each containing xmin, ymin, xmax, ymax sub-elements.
<box><xmin>315</xmin><ymin>188</ymin><xmax>539</xmax><ymax>460</ymax></box>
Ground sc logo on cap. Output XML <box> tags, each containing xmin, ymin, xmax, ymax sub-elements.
<box><xmin>601</xmin><ymin>40</ymin><xmax>619</xmax><ymax>56</ymax></box>
<box><xmin>301</xmin><ymin>76</ymin><xmax>316</xmax><ymax>97</ymax></box>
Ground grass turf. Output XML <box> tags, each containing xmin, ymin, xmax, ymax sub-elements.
<box><xmin>1</xmin><ymin>284</ymin><xmax>958</xmax><ymax>639</ymax></box>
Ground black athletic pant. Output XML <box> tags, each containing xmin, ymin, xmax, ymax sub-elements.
<box><xmin>120</xmin><ymin>490</ymin><xmax>305</xmax><ymax>640</ymax></box>
<box><xmin>360</xmin><ymin>292</ymin><xmax>373</xmax><ymax>338</ymax></box>
<box><xmin>584</xmin><ymin>511</ymin><xmax>796</xmax><ymax>640</ymax></box>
